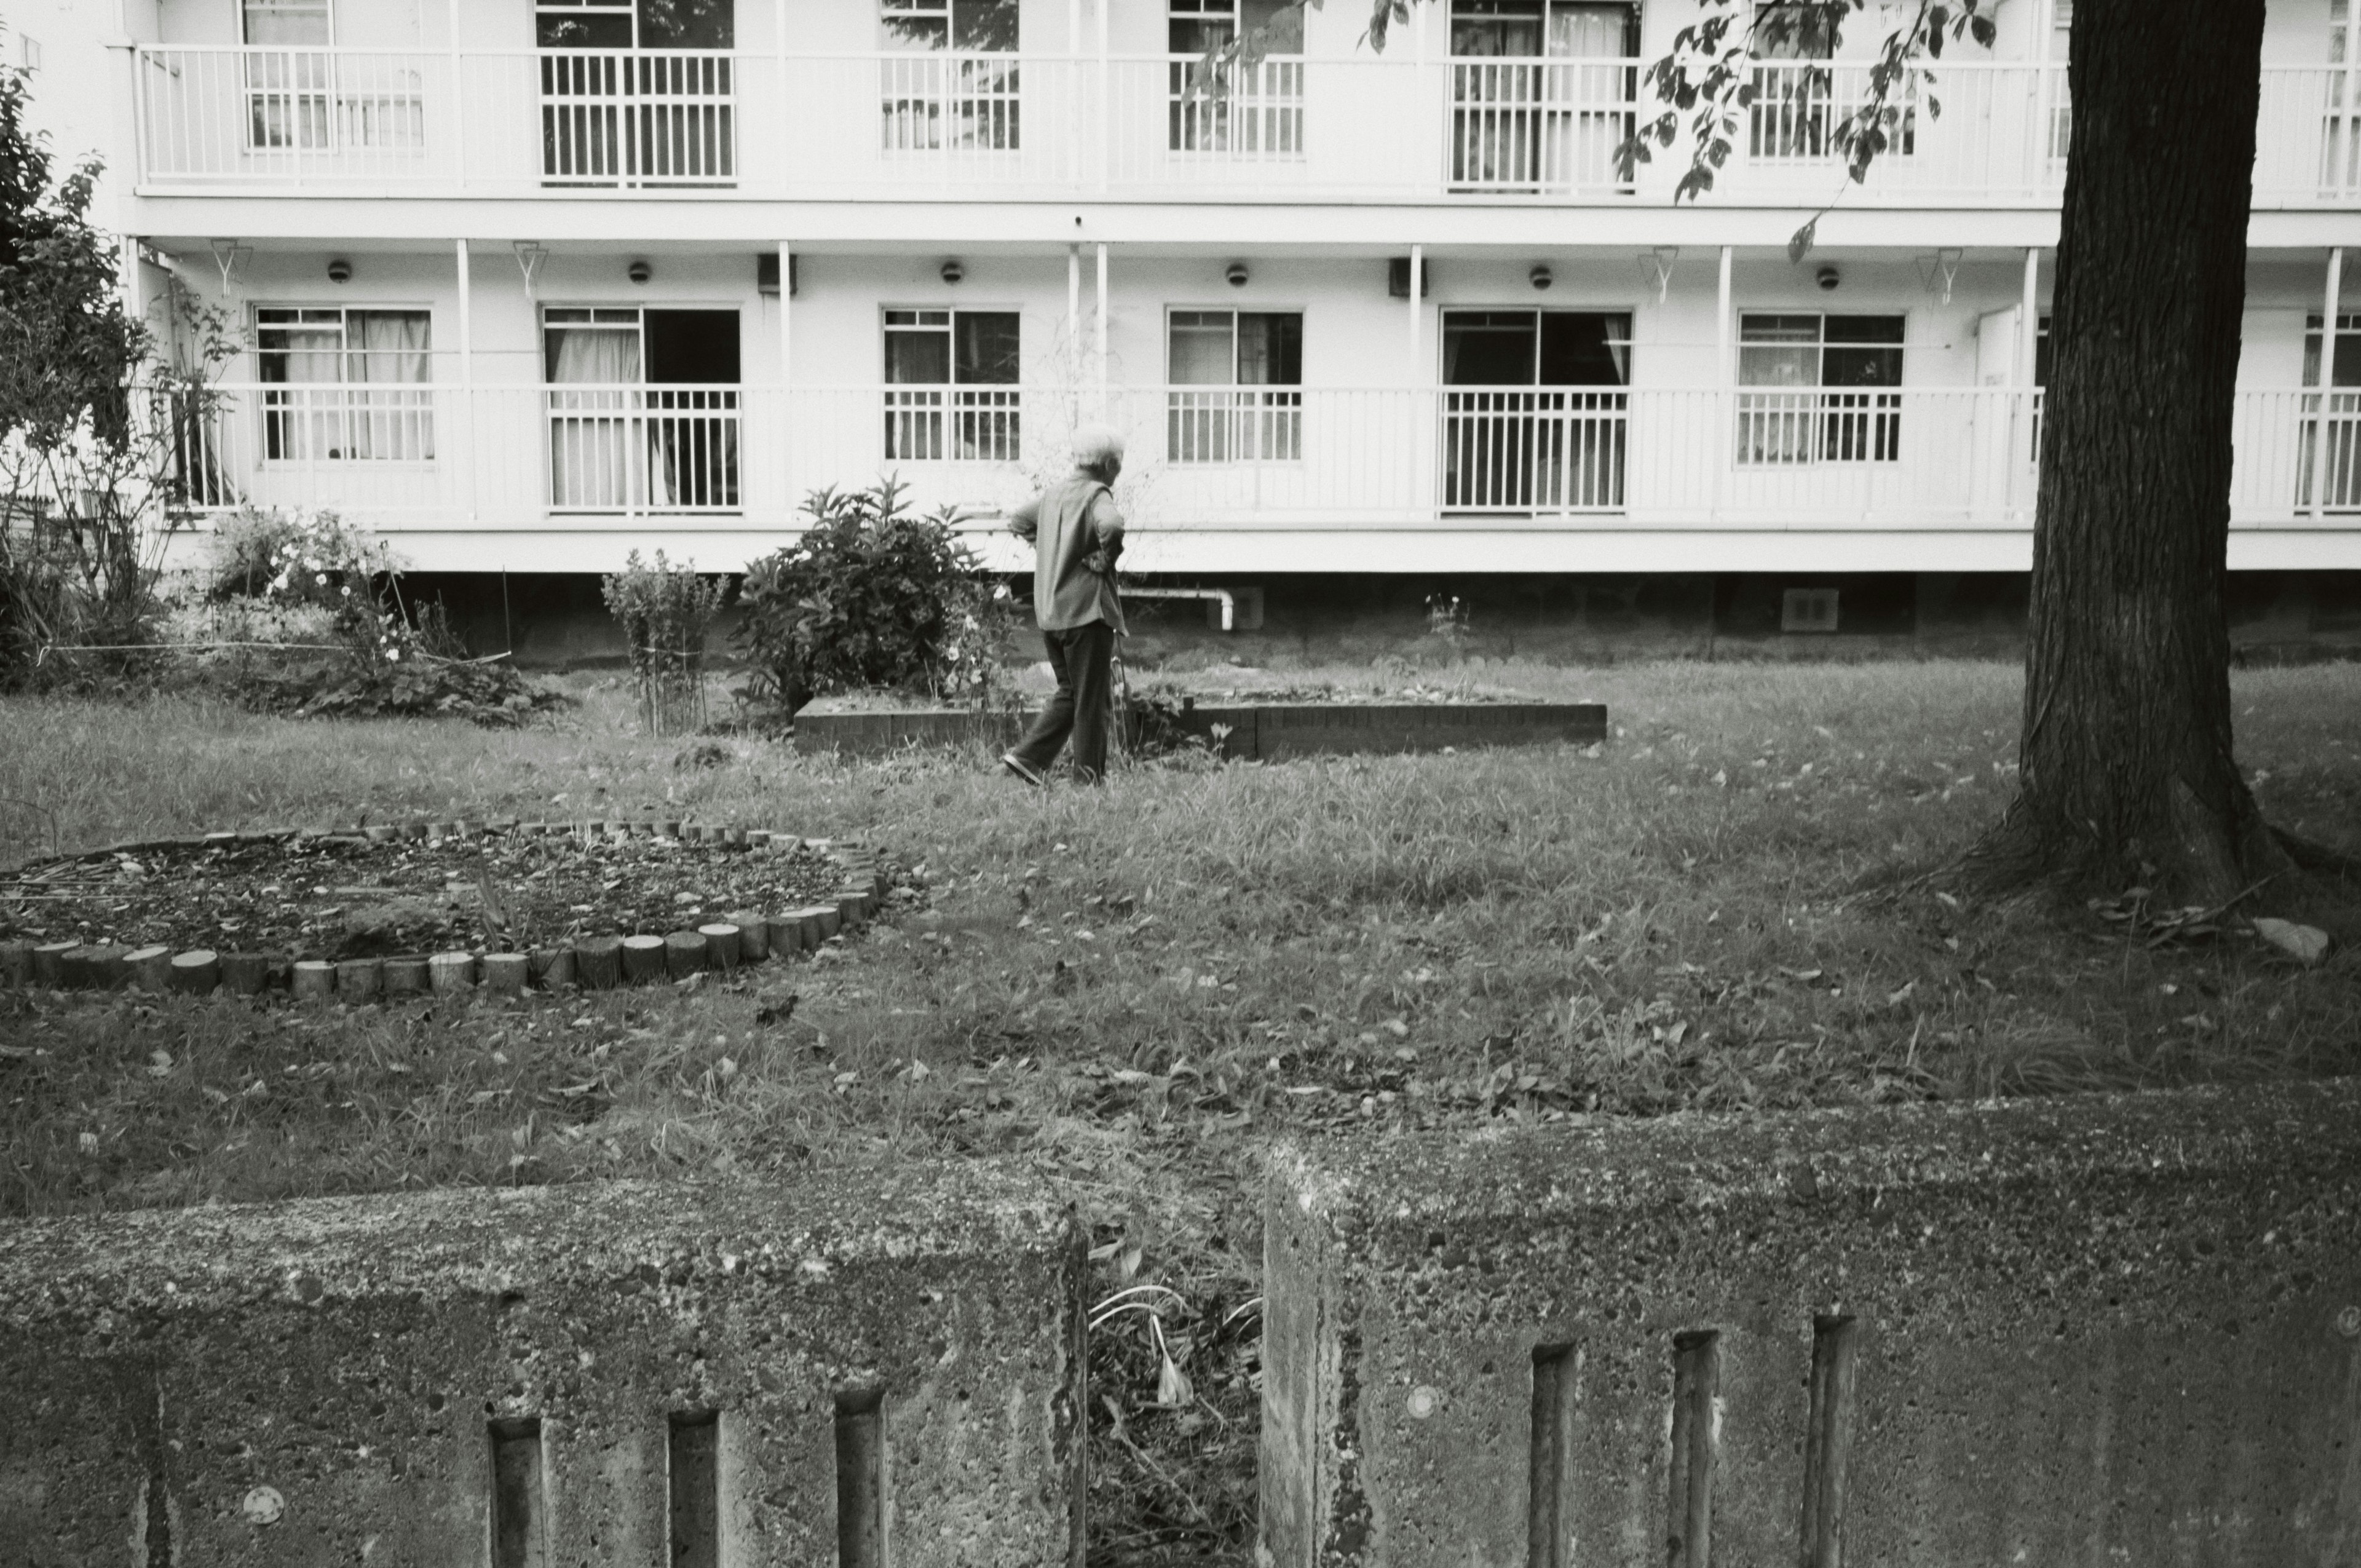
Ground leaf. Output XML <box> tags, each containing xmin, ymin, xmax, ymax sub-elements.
<box><xmin>1787</xmin><ymin>218</ymin><xmax>1819</xmax><ymax>264</ymax></box>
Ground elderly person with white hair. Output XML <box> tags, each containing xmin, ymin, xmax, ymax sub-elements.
<box><xmin>992</xmin><ymin>422</ymin><xmax>1129</xmax><ymax>785</ymax></box>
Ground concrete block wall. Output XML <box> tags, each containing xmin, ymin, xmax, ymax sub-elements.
<box><xmin>0</xmin><ymin>1170</ymin><xmax>1086</xmax><ymax>1567</ymax></box>
<box><xmin>1262</xmin><ymin>1081</ymin><xmax>2361</xmax><ymax>1568</ymax></box>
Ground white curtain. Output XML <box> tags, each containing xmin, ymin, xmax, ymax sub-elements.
<box><xmin>269</xmin><ymin>321</ymin><xmax>341</xmax><ymax>460</ymax></box>
<box><xmin>548</xmin><ymin>327</ymin><xmax>643</xmax><ymax>509</ymax></box>
<box><xmin>349</xmin><ymin>311</ymin><xmax>433</xmax><ymax>461</ymax></box>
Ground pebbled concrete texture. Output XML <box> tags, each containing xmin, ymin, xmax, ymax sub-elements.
<box><xmin>1262</xmin><ymin>1080</ymin><xmax>2361</xmax><ymax>1568</ymax></box>
<box><xmin>0</xmin><ymin>1168</ymin><xmax>1086</xmax><ymax>1567</ymax></box>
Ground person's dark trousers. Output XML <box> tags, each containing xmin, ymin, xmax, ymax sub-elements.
<box><xmin>1011</xmin><ymin>620</ymin><xmax>1116</xmax><ymax>782</ymax></box>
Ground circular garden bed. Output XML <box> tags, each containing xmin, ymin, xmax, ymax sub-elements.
<box><xmin>0</xmin><ymin>820</ymin><xmax>882</xmax><ymax>999</ymax></box>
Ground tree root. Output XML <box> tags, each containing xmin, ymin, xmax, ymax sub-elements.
<box><xmin>2270</xmin><ymin>825</ymin><xmax>2361</xmax><ymax>883</ymax></box>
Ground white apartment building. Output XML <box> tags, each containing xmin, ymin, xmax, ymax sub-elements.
<box><xmin>15</xmin><ymin>0</ymin><xmax>2361</xmax><ymax>606</ymax></box>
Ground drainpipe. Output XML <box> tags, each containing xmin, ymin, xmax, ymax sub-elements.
<box><xmin>1125</xmin><ymin>587</ymin><xmax>1240</xmax><ymax>631</ymax></box>
<box><xmin>1714</xmin><ymin>244</ymin><xmax>1733</xmax><ymax>521</ymax></box>
<box><xmin>779</xmin><ymin>239</ymin><xmax>793</xmax><ymax>518</ymax></box>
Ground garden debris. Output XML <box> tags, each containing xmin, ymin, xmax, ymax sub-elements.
<box><xmin>2252</xmin><ymin>917</ymin><xmax>2332</xmax><ymax>967</ymax></box>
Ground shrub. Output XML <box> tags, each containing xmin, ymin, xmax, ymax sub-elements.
<box><xmin>166</xmin><ymin>507</ymin><xmax>563</xmax><ymax>726</ymax></box>
<box><xmin>600</xmin><ymin>550</ymin><xmax>727</xmax><ymax>735</ymax></box>
<box><xmin>734</xmin><ymin>478</ymin><xmax>1017</xmax><ymax>721</ymax></box>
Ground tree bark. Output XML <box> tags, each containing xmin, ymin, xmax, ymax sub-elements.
<box><xmin>1969</xmin><ymin>0</ymin><xmax>2280</xmax><ymax>903</ymax></box>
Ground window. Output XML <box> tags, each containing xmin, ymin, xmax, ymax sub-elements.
<box><xmin>2328</xmin><ymin>0</ymin><xmax>2357</xmax><ymax>191</ymax></box>
<box><xmin>1169</xmin><ymin>1</ymin><xmax>1304</xmax><ymax>156</ymax></box>
<box><xmin>2302</xmin><ymin>311</ymin><xmax>2361</xmax><ymax>509</ymax></box>
<box><xmin>883</xmin><ymin>309</ymin><xmax>1021</xmax><ymax>462</ymax></box>
<box><xmin>1746</xmin><ymin>1</ymin><xmax>1913</xmax><ymax>162</ymax></box>
<box><xmin>537</xmin><ymin>2</ymin><xmax>737</xmax><ymax>186</ymax></box>
<box><xmin>1752</xmin><ymin>1</ymin><xmax>1835</xmax><ymax>60</ymax></box>
<box><xmin>241</xmin><ymin>0</ymin><xmax>423</xmax><ymax>155</ymax></box>
<box><xmin>882</xmin><ymin>0</ymin><xmax>1019</xmax><ymax>52</ymax></box>
<box><xmin>536</xmin><ymin>0</ymin><xmax>735</xmax><ymax>49</ymax></box>
<box><xmin>1167</xmin><ymin>310</ymin><xmax>1302</xmax><ymax>462</ymax></box>
<box><xmin>1448</xmin><ymin>2</ymin><xmax>1637</xmax><ymax>191</ymax></box>
<box><xmin>1738</xmin><ymin>314</ymin><xmax>1904</xmax><ymax>463</ymax></box>
<box><xmin>880</xmin><ymin>0</ymin><xmax>1021</xmax><ymax>154</ymax></box>
<box><xmin>256</xmin><ymin>307</ymin><xmax>433</xmax><ymax>462</ymax></box>
<box><xmin>543</xmin><ymin>307</ymin><xmax>740</xmax><ymax>511</ymax></box>
<box><xmin>1441</xmin><ymin>309</ymin><xmax>1629</xmax><ymax>512</ymax></box>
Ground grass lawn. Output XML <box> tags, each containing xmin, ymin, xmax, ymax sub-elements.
<box><xmin>4</xmin><ymin>657</ymin><xmax>2358</xmax><ymax>1564</ymax></box>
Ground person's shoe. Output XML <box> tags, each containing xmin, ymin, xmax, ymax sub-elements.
<box><xmin>1001</xmin><ymin>753</ymin><xmax>1045</xmax><ymax>787</ymax></box>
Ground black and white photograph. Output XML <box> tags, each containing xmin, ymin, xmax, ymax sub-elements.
<box><xmin>1</xmin><ymin>0</ymin><xmax>2357</xmax><ymax>1561</ymax></box>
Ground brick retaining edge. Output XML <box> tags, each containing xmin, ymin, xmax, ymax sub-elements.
<box><xmin>0</xmin><ymin>820</ymin><xmax>885</xmax><ymax>1003</ymax></box>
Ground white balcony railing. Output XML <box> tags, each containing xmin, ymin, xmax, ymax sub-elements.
<box><xmin>171</xmin><ymin>384</ymin><xmax>2356</xmax><ymax>539</ymax></box>
<box><xmin>538</xmin><ymin>50</ymin><xmax>735</xmax><ymax>186</ymax></box>
<box><xmin>130</xmin><ymin>47</ymin><xmax>2361</xmax><ymax>206</ymax></box>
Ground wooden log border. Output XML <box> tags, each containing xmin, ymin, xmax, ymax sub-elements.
<box><xmin>0</xmin><ymin>821</ymin><xmax>883</xmax><ymax>1004</ymax></box>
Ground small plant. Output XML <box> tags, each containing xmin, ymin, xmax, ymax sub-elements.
<box><xmin>601</xmin><ymin>550</ymin><xmax>727</xmax><ymax>735</ymax></box>
<box><xmin>1425</xmin><ymin>593</ymin><xmax>1471</xmax><ymax>656</ymax></box>
<box><xmin>734</xmin><ymin>478</ymin><xmax>1018</xmax><ymax>722</ymax></box>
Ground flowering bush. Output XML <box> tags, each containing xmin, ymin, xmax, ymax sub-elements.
<box><xmin>169</xmin><ymin>507</ymin><xmax>562</xmax><ymax>725</ymax></box>
<box><xmin>734</xmin><ymin>479</ymin><xmax>1019</xmax><ymax>721</ymax></box>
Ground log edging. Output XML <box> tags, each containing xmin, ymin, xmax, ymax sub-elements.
<box><xmin>0</xmin><ymin>819</ymin><xmax>884</xmax><ymax>1004</ymax></box>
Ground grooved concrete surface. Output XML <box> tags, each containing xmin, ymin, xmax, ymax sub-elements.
<box><xmin>1263</xmin><ymin>1082</ymin><xmax>2361</xmax><ymax>1567</ymax></box>
<box><xmin>0</xmin><ymin>1171</ymin><xmax>1086</xmax><ymax>1567</ymax></box>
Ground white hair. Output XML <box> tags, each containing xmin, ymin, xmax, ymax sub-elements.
<box><xmin>1069</xmin><ymin>423</ymin><xmax>1126</xmax><ymax>475</ymax></box>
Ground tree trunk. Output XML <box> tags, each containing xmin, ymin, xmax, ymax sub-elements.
<box><xmin>1968</xmin><ymin>0</ymin><xmax>2282</xmax><ymax>904</ymax></box>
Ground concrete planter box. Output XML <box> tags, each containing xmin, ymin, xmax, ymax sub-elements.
<box><xmin>793</xmin><ymin>702</ymin><xmax>1607</xmax><ymax>760</ymax></box>
<box><xmin>1263</xmin><ymin>1081</ymin><xmax>2361</xmax><ymax>1568</ymax></box>
<box><xmin>1</xmin><ymin>1168</ymin><xmax>1085</xmax><ymax>1568</ymax></box>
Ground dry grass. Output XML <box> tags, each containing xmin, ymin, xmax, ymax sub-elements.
<box><xmin>4</xmin><ymin>658</ymin><xmax>2357</xmax><ymax>1565</ymax></box>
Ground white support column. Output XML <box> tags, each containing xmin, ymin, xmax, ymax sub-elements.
<box><xmin>1409</xmin><ymin>244</ymin><xmax>1428</xmax><ymax>517</ymax></box>
<box><xmin>447</xmin><ymin>0</ymin><xmax>465</xmax><ymax>191</ymax></box>
<box><xmin>775</xmin><ymin>0</ymin><xmax>790</xmax><ymax>174</ymax></box>
<box><xmin>1094</xmin><ymin>242</ymin><xmax>1109</xmax><ymax>414</ymax></box>
<box><xmin>119</xmin><ymin>235</ymin><xmax>143</xmax><ymax>334</ymax></box>
<box><xmin>1407</xmin><ymin>243</ymin><xmax>1425</xmax><ymax>376</ymax></box>
<box><xmin>1068</xmin><ymin>244</ymin><xmax>1083</xmax><ymax>390</ymax></box>
<box><xmin>455</xmin><ymin>239</ymin><xmax>473</xmax><ymax>387</ymax></box>
<box><xmin>1714</xmin><ymin>244</ymin><xmax>1733</xmax><ymax>520</ymax></box>
<box><xmin>2315</xmin><ymin>246</ymin><xmax>2346</xmax><ymax>521</ymax></box>
<box><xmin>2020</xmin><ymin>246</ymin><xmax>2041</xmax><ymax>386</ymax></box>
<box><xmin>779</xmin><ymin>239</ymin><xmax>794</xmax><ymax>519</ymax></box>
<box><xmin>454</xmin><ymin>238</ymin><xmax>475</xmax><ymax>523</ymax></box>
<box><xmin>1096</xmin><ymin>0</ymin><xmax>1111</xmax><ymax>192</ymax></box>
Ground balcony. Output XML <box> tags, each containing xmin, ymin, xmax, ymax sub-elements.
<box><xmin>172</xmin><ymin>384</ymin><xmax>2355</xmax><ymax>540</ymax></box>
<box><xmin>130</xmin><ymin>47</ymin><xmax>2360</xmax><ymax>207</ymax></box>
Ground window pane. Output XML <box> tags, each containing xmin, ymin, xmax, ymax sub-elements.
<box><xmin>1755</xmin><ymin>1</ymin><xmax>1835</xmax><ymax>59</ymax></box>
<box><xmin>1442</xmin><ymin>311</ymin><xmax>1538</xmax><ymax>384</ymax></box>
<box><xmin>349</xmin><ymin>311</ymin><xmax>433</xmax><ymax>382</ymax></box>
<box><xmin>243</xmin><ymin>1</ymin><xmax>331</xmax><ymax>46</ymax></box>
<box><xmin>954</xmin><ymin>312</ymin><xmax>1021</xmax><ymax>383</ymax></box>
<box><xmin>1549</xmin><ymin>2</ymin><xmax>1635</xmax><ymax>56</ymax></box>
<box><xmin>1538</xmin><ymin>312</ymin><xmax>1628</xmax><ymax>386</ymax></box>
<box><xmin>1243</xmin><ymin>0</ymin><xmax>1304</xmax><ymax>50</ymax></box>
<box><xmin>1822</xmin><ymin>315</ymin><xmax>1904</xmax><ymax>387</ymax></box>
<box><xmin>1171</xmin><ymin>312</ymin><xmax>1238</xmax><ymax>384</ymax></box>
<box><xmin>1238</xmin><ymin>312</ymin><xmax>1303</xmax><ymax>385</ymax></box>
<box><xmin>882</xmin><ymin>0</ymin><xmax>949</xmax><ymax>50</ymax></box>
<box><xmin>1452</xmin><ymin>0</ymin><xmax>1544</xmax><ymax>57</ymax></box>
<box><xmin>638</xmin><ymin>0</ymin><xmax>735</xmax><ymax>49</ymax></box>
<box><xmin>537</xmin><ymin>1</ymin><xmax>636</xmax><ymax>49</ymax></box>
<box><xmin>885</xmin><ymin>326</ymin><xmax>952</xmax><ymax>383</ymax></box>
<box><xmin>1738</xmin><ymin>314</ymin><xmax>1819</xmax><ymax>386</ymax></box>
<box><xmin>954</xmin><ymin>0</ymin><xmax>1021</xmax><ymax>52</ymax></box>
<box><xmin>259</xmin><ymin>315</ymin><xmax>344</xmax><ymax>384</ymax></box>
